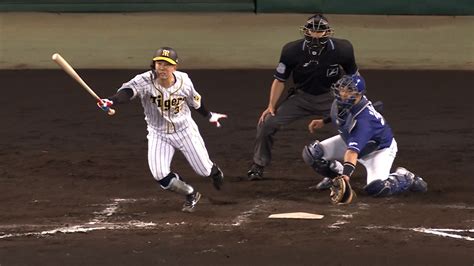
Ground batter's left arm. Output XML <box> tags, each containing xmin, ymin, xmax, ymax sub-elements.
<box><xmin>194</xmin><ymin>101</ymin><xmax>227</xmax><ymax>128</ymax></box>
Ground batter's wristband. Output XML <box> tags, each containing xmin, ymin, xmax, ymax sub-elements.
<box><xmin>342</xmin><ymin>162</ymin><xmax>356</xmax><ymax>177</ymax></box>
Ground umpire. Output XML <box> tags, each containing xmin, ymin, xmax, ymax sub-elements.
<box><xmin>247</xmin><ymin>13</ymin><xmax>359</xmax><ymax>180</ymax></box>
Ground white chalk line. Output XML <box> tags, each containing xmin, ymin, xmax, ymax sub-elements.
<box><xmin>326</xmin><ymin>203</ymin><xmax>474</xmax><ymax>242</ymax></box>
<box><xmin>2</xmin><ymin>199</ymin><xmax>472</xmax><ymax>240</ymax></box>
<box><xmin>209</xmin><ymin>200</ymin><xmax>269</xmax><ymax>228</ymax></box>
<box><xmin>425</xmin><ymin>204</ymin><xmax>474</xmax><ymax>210</ymax></box>
<box><xmin>231</xmin><ymin>200</ymin><xmax>268</xmax><ymax>226</ymax></box>
<box><xmin>0</xmin><ymin>198</ymin><xmax>158</xmax><ymax>240</ymax></box>
<box><xmin>364</xmin><ymin>225</ymin><xmax>474</xmax><ymax>241</ymax></box>
<box><xmin>0</xmin><ymin>198</ymin><xmax>268</xmax><ymax>239</ymax></box>
<box><xmin>328</xmin><ymin>213</ymin><xmax>356</xmax><ymax>229</ymax></box>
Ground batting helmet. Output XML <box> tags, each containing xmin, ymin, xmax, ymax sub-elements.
<box><xmin>300</xmin><ymin>14</ymin><xmax>333</xmax><ymax>52</ymax></box>
<box><xmin>150</xmin><ymin>47</ymin><xmax>179</xmax><ymax>71</ymax></box>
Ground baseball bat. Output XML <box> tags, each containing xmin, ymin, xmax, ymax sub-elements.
<box><xmin>51</xmin><ymin>53</ymin><xmax>115</xmax><ymax>116</ymax></box>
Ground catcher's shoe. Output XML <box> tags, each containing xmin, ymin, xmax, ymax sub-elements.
<box><xmin>182</xmin><ymin>191</ymin><xmax>201</xmax><ymax>213</ymax></box>
<box><xmin>395</xmin><ymin>167</ymin><xmax>415</xmax><ymax>179</ymax></box>
<box><xmin>247</xmin><ymin>163</ymin><xmax>264</xmax><ymax>181</ymax></box>
<box><xmin>395</xmin><ymin>167</ymin><xmax>428</xmax><ymax>193</ymax></box>
<box><xmin>315</xmin><ymin>177</ymin><xmax>333</xmax><ymax>190</ymax></box>
<box><xmin>410</xmin><ymin>176</ymin><xmax>428</xmax><ymax>193</ymax></box>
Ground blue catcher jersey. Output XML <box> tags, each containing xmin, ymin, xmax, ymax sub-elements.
<box><xmin>330</xmin><ymin>96</ymin><xmax>393</xmax><ymax>157</ymax></box>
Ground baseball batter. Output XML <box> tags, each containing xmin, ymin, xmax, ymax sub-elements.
<box><xmin>302</xmin><ymin>74</ymin><xmax>428</xmax><ymax>197</ymax></box>
<box><xmin>97</xmin><ymin>47</ymin><xmax>227</xmax><ymax>212</ymax></box>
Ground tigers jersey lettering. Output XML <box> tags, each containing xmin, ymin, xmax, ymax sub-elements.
<box><xmin>119</xmin><ymin>71</ymin><xmax>202</xmax><ymax>133</ymax></box>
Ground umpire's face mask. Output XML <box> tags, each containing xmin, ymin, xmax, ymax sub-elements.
<box><xmin>303</xmin><ymin>30</ymin><xmax>330</xmax><ymax>53</ymax></box>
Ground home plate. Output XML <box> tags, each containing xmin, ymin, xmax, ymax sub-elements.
<box><xmin>268</xmin><ymin>212</ymin><xmax>324</xmax><ymax>220</ymax></box>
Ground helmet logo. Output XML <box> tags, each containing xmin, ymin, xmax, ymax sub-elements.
<box><xmin>162</xmin><ymin>50</ymin><xmax>170</xmax><ymax>57</ymax></box>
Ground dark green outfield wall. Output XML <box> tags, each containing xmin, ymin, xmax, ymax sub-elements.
<box><xmin>0</xmin><ymin>0</ymin><xmax>472</xmax><ymax>15</ymax></box>
<box><xmin>256</xmin><ymin>0</ymin><xmax>474</xmax><ymax>15</ymax></box>
<box><xmin>0</xmin><ymin>0</ymin><xmax>255</xmax><ymax>12</ymax></box>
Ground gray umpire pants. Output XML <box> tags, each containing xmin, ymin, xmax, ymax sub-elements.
<box><xmin>253</xmin><ymin>90</ymin><xmax>333</xmax><ymax>167</ymax></box>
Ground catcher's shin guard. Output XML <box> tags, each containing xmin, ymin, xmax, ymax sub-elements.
<box><xmin>396</xmin><ymin>167</ymin><xmax>428</xmax><ymax>193</ymax></box>
<box><xmin>364</xmin><ymin>179</ymin><xmax>392</xmax><ymax>197</ymax></box>
<box><xmin>302</xmin><ymin>141</ymin><xmax>341</xmax><ymax>178</ymax></box>
<box><xmin>364</xmin><ymin>169</ymin><xmax>419</xmax><ymax>197</ymax></box>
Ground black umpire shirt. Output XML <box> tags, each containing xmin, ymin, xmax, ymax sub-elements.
<box><xmin>274</xmin><ymin>38</ymin><xmax>358</xmax><ymax>96</ymax></box>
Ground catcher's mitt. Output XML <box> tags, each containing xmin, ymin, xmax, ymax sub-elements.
<box><xmin>330</xmin><ymin>176</ymin><xmax>355</xmax><ymax>205</ymax></box>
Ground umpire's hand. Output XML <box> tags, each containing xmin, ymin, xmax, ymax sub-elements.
<box><xmin>308</xmin><ymin>119</ymin><xmax>325</xmax><ymax>133</ymax></box>
<box><xmin>258</xmin><ymin>107</ymin><xmax>275</xmax><ymax>125</ymax></box>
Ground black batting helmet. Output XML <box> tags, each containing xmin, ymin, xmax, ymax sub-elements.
<box><xmin>150</xmin><ymin>47</ymin><xmax>179</xmax><ymax>71</ymax></box>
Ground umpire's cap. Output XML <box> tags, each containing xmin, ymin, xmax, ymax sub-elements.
<box><xmin>153</xmin><ymin>47</ymin><xmax>178</xmax><ymax>65</ymax></box>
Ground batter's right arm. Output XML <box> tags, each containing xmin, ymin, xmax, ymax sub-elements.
<box><xmin>108</xmin><ymin>88</ymin><xmax>133</xmax><ymax>104</ymax></box>
<box><xmin>97</xmin><ymin>88</ymin><xmax>133</xmax><ymax>112</ymax></box>
<box><xmin>258</xmin><ymin>79</ymin><xmax>285</xmax><ymax>124</ymax></box>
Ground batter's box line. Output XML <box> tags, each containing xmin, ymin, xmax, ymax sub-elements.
<box><xmin>209</xmin><ymin>199</ymin><xmax>271</xmax><ymax>228</ymax></box>
<box><xmin>0</xmin><ymin>198</ymin><xmax>160</xmax><ymax>240</ymax></box>
<box><xmin>363</xmin><ymin>225</ymin><xmax>474</xmax><ymax>241</ymax></box>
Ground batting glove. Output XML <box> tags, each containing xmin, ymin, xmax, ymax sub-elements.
<box><xmin>97</xmin><ymin>99</ymin><xmax>114</xmax><ymax>112</ymax></box>
<box><xmin>209</xmin><ymin>112</ymin><xmax>227</xmax><ymax>128</ymax></box>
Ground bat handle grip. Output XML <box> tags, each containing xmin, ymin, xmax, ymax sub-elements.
<box><xmin>98</xmin><ymin>99</ymin><xmax>116</xmax><ymax>116</ymax></box>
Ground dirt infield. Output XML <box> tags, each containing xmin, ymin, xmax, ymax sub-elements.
<box><xmin>0</xmin><ymin>69</ymin><xmax>473</xmax><ymax>265</ymax></box>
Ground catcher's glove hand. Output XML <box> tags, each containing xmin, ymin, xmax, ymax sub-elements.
<box><xmin>330</xmin><ymin>176</ymin><xmax>355</xmax><ymax>205</ymax></box>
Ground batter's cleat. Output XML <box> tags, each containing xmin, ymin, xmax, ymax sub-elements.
<box><xmin>315</xmin><ymin>177</ymin><xmax>333</xmax><ymax>190</ymax></box>
<box><xmin>247</xmin><ymin>163</ymin><xmax>264</xmax><ymax>181</ymax></box>
<box><xmin>182</xmin><ymin>191</ymin><xmax>201</xmax><ymax>213</ymax></box>
<box><xmin>210</xmin><ymin>165</ymin><xmax>224</xmax><ymax>190</ymax></box>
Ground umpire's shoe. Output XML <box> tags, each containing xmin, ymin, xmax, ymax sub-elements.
<box><xmin>315</xmin><ymin>177</ymin><xmax>333</xmax><ymax>190</ymax></box>
<box><xmin>247</xmin><ymin>163</ymin><xmax>264</xmax><ymax>181</ymax></box>
<box><xmin>182</xmin><ymin>191</ymin><xmax>201</xmax><ymax>213</ymax></box>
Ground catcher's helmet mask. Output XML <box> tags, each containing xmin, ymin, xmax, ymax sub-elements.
<box><xmin>332</xmin><ymin>74</ymin><xmax>366</xmax><ymax>116</ymax></box>
<box><xmin>300</xmin><ymin>14</ymin><xmax>334</xmax><ymax>53</ymax></box>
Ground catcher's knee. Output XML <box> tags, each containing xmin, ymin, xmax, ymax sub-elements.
<box><xmin>364</xmin><ymin>179</ymin><xmax>392</xmax><ymax>197</ymax></box>
<box><xmin>302</xmin><ymin>141</ymin><xmax>340</xmax><ymax>178</ymax></box>
<box><xmin>302</xmin><ymin>140</ymin><xmax>324</xmax><ymax>165</ymax></box>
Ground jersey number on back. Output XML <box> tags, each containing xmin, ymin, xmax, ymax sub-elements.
<box><xmin>367</xmin><ymin>105</ymin><xmax>385</xmax><ymax>125</ymax></box>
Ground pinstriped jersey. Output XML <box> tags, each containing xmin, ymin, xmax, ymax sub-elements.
<box><xmin>119</xmin><ymin>70</ymin><xmax>202</xmax><ymax>134</ymax></box>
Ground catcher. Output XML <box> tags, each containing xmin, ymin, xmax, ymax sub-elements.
<box><xmin>302</xmin><ymin>74</ymin><xmax>428</xmax><ymax>204</ymax></box>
